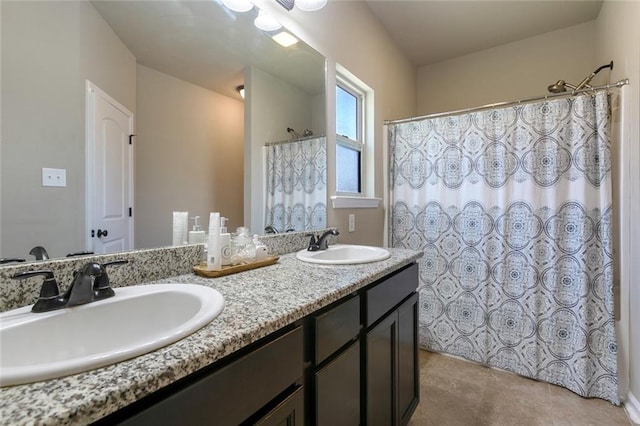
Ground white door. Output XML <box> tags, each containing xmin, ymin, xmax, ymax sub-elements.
<box><xmin>86</xmin><ymin>81</ymin><xmax>134</xmax><ymax>254</ymax></box>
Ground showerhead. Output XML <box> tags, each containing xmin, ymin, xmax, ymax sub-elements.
<box><xmin>547</xmin><ymin>61</ymin><xmax>614</xmax><ymax>94</ymax></box>
<box><xmin>547</xmin><ymin>80</ymin><xmax>576</xmax><ymax>93</ymax></box>
<box><xmin>547</xmin><ymin>61</ymin><xmax>613</xmax><ymax>93</ymax></box>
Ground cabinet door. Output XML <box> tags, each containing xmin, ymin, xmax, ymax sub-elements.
<box><xmin>316</xmin><ymin>341</ymin><xmax>360</xmax><ymax>426</ymax></box>
<box><xmin>397</xmin><ymin>293</ymin><xmax>419</xmax><ymax>425</ymax></box>
<box><xmin>366</xmin><ymin>313</ymin><xmax>397</xmax><ymax>426</ymax></box>
<box><xmin>255</xmin><ymin>386</ymin><xmax>304</xmax><ymax>426</ymax></box>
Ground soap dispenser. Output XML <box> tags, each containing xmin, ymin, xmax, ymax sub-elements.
<box><xmin>220</xmin><ymin>217</ymin><xmax>231</xmax><ymax>266</ymax></box>
<box><xmin>188</xmin><ymin>216</ymin><xmax>206</xmax><ymax>244</ymax></box>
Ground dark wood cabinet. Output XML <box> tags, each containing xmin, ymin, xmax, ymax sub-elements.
<box><xmin>310</xmin><ymin>293</ymin><xmax>361</xmax><ymax>425</ymax></box>
<box><xmin>313</xmin><ymin>262</ymin><xmax>419</xmax><ymax>426</ymax></box>
<box><xmin>100</xmin><ymin>263</ymin><xmax>419</xmax><ymax>426</ymax></box>
<box><xmin>397</xmin><ymin>293</ymin><xmax>419</xmax><ymax>425</ymax></box>
<box><xmin>366</xmin><ymin>311</ymin><xmax>397</xmax><ymax>426</ymax></box>
<box><xmin>315</xmin><ymin>341</ymin><xmax>360</xmax><ymax>425</ymax></box>
<box><xmin>255</xmin><ymin>386</ymin><xmax>305</xmax><ymax>426</ymax></box>
<box><xmin>107</xmin><ymin>326</ymin><xmax>304</xmax><ymax>426</ymax></box>
<box><xmin>365</xmin><ymin>266</ymin><xmax>419</xmax><ymax>426</ymax></box>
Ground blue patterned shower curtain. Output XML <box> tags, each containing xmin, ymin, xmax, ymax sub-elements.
<box><xmin>264</xmin><ymin>136</ymin><xmax>327</xmax><ymax>232</ymax></box>
<box><xmin>388</xmin><ymin>92</ymin><xmax>619</xmax><ymax>404</ymax></box>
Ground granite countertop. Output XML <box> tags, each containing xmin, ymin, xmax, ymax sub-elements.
<box><xmin>0</xmin><ymin>248</ymin><xmax>421</xmax><ymax>425</ymax></box>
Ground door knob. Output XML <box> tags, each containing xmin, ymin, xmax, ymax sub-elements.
<box><xmin>97</xmin><ymin>229</ymin><xmax>109</xmax><ymax>238</ymax></box>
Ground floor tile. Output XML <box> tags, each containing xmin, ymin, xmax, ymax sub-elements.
<box><xmin>413</xmin><ymin>350</ymin><xmax>632</xmax><ymax>426</ymax></box>
<box><xmin>548</xmin><ymin>382</ymin><xmax>630</xmax><ymax>426</ymax></box>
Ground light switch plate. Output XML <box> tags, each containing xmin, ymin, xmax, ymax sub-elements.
<box><xmin>348</xmin><ymin>214</ymin><xmax>355</xmax><ymax>232</ymax></box>
<box><xmin>42</xmin><ymin>168</ymin><xmax>67</xmax><ymax>187</ymax></box>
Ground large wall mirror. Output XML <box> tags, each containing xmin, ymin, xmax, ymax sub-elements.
<box><xmin>1</xmin><ymin>0</ymin><xmax>326</xmax><ymax>262</ymax></box>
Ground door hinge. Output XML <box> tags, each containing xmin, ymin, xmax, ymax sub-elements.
<box><xmin>129</xmin><ymin>207</ymin><xmax>132</xmax><ymax>217</ymax></box>
<box><xmin>129</xmin><ymin>134</ymin><xmax>135</xmax><ymax>145</ymax></box>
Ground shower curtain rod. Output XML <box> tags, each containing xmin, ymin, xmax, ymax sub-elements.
<box><xmin>264</xmin><ymin>133</ymin><xmax>326</xmax><ymax>146</ymax></box>
<box><xmin>384</xmin><ymin>78</ymin><xmax>630</xmax><ymax>125</ymax></box>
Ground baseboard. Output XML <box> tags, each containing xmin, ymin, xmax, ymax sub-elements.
<box><xmin>625</xmin><ymin>391</ymin><xmax>640</xmax><ymax>424</ymax></box>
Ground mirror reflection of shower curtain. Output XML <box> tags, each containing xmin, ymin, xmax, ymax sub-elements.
<box><xmin>264</xmin><ymin>136</ymin><xmax>327</xmax><ymax>233</ymax></box>
<box><xmin>388</xmin><ymin>92</ymin><xmax>619</xmax><ymax>404</ymax></box>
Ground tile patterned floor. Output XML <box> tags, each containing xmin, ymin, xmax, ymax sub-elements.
<box><xmin>408</xmin><ymin>350</ymin><xmax>634</xmax><ymax>426</ymax></box>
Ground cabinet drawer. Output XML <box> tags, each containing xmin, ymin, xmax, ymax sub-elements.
<box><xmin>314</xmin><ymin>295</ymin><xmax>360</xmax><ymax>364</ymax></box>
<box><xmin>119</xmin><ymin>326</ymin><xmax>303</xmax><ymax>426</ymax></box>
<box><xmin>366</xmin><ymin>263</ymin><xmax>418</xmax><ymax>327</ymax></box>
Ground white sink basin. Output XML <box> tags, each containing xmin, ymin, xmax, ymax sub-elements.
<box><xmin>296</xmin><ymin>244</ymin><xmax>391</xmax><ymax>265</ymax></box>
<box><xmin>0</xmin><ymin>284</ymin><xmax>224</xmax><ymax>387</ymax></box>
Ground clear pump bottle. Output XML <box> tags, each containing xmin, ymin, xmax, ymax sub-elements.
<box><xmin>230</xmin><ymin>227</ymin><xmax>256</xmax><ymax>264</ymax></box>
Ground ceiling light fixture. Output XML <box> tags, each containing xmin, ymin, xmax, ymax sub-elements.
<box><xmin>295</xmin><ymin>0</ymin><xmax>327</xmax><ymax>12</ymax></box>
<box><xmin>254</xmin><ymin>10</ymin><xmax>282</xmax><ymax>32</ymax></box>
<box><xmin>236</xmin><ymin>85</ymin><xmax>245</xmax><ymax>99</ymax></box>
<box><xmin>272</xmin><ymin>31</ymin><xmax>298</xmax><ymax>47</ymax></box>
<box><xmin>221</xmin><ymin>0</ymin><xmax>253</xmax><ymax>13</ymax></box>
<box><xmin>275</xmin><ymin>0</ymin><xmax>327</xmax><ymax>12</ymax></box>
<box><xmin>275</xmin><ymin>0</ymin><xmax>294</xmax><ymax>11</ymax></box>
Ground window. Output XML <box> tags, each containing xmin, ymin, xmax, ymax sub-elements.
<box><xmin>336</xmin><ymin>80</ymin><xmax>364</xmax><ymax>194</ymax></box>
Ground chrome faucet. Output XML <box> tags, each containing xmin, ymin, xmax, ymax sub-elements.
<box><xmin>11</xmin><ymin>260</ymin><xmax>129</xmax><ymax>312</ymax></box>
<box><xmin>307</xmin><ymin>229</ymin><xmax>339</xmax><ymax>251</ymax></box>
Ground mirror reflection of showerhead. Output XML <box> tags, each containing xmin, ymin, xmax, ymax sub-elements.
<box><xmin>547</xmin><ymin>61</ymin><xmax>614</xmax><ymax>93</ymax></box>
<box><xmin>287</xmin><ymin>127</ymin><xmax>301</xmax><ymax>139</ymax></box>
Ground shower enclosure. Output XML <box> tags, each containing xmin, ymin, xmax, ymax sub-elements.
<box><xmin>387</xmin><ymin>86</ymin><xmax>625</xmax><ymax>404</ymax></box>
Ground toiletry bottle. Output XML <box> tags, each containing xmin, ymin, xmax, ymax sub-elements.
<box><xmin>172</xmin><ymin>211</ymin><xmax>189</xmax><ymax>246</ymax></box>
<box><xmin>188</xmin><ymin>216</ymin><xmax>206</xmax><ymax>244</ymax></box>
<box><xmin>253</xmin><ymin>234</ymin><xmax>268</xmax><ymax>260</ymax></box>
<box><xmin>207</xmin><ymin>212</ymin><xmax>221</xmax><ymax>270</ymax></box>
<box><xmin>220</xmin><ymin>217</ymin><xmax>232</xmax><ymax>266</ymax></box>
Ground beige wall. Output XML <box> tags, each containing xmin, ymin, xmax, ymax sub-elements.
<box><xmin>417</xmin><ymin>21</ymin><xmax>597</xmax><ymax>115</ymax></box>
<box><xmin>136</xmin><ymin>65</ymin><xmax>244</xmax><ymax>249</ymax></box>
<box><xmin>255</xmin><ymin>0</ymin><xmax>417</xmax><ymax>246</ymax></box>
<box><xmin>0</xmin><ymin>1</ymin><xmax>135</xmax><ymax>259</ymax></box>
<box><xmin>79</xmin><ymin>1</ymin><xmax>136</xmax><ymax>114</ymax></box>
<box><xmin>595</xmin><ymin>0</ymin><xmax>640</xmax><ymax>412</ymax></box>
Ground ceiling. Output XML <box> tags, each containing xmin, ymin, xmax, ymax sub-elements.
<box><xmin>91</xmin><ymin>1</ymin><xmax>605</xmax><ymax>98</ymax></box>
<box><xmin>365</xmin><ymin>0</ymin><xmax>604</xmax><ymax>67</ymax></box>
<box><xmin>91</xmin><ymin>1</ymin><xmax>325</xmax><ymax>100</ymax></box>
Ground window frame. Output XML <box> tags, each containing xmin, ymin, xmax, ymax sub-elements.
<box><xmin>335</xmin><ymin>76</ymin><xmax>365</xmax><ymax>196</ymax></box>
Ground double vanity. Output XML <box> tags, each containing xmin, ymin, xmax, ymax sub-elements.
<box><xmin>0</xmin><ymin>236</ymin><xmax>422</xmax><ymax>425</ymax></box>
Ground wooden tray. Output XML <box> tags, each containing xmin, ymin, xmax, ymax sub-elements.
<box><xmin>193</xmin><ymin>256</ymin><xmax>280</xmax><ymax>278</ymax></box>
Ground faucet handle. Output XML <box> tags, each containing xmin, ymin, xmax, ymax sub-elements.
<box><xmin>94</xmin><ymin>260</ymin><xmax>129</xmax><ymax>299</ymax></box>
<box><xmin>0</xmin><ymin>258</ymin><xmax>26</xmax><ymax>264</ymax></box>
<box><xmin>306</xmin><ymin>234</ymin><xmax>320</xmax><ymax>251</ymax></box>
<box><xmin>103</xmin><ymin>259</ymin><xmax>129</xmax><ymax>269</ymax></box>
<box><xmin>11</xmin><ymin>270</ymin><xmax>65</xmax><ymax>313</ymax></box>
<box><xmin>66</xmin><ymin>251</ymin><xmax>94</xmax><ymax>258</ymax></box>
